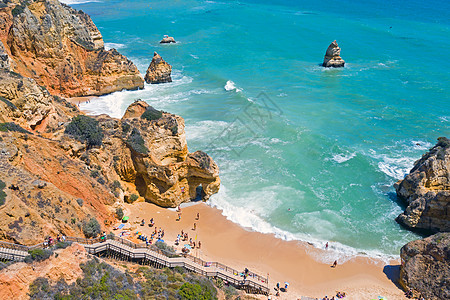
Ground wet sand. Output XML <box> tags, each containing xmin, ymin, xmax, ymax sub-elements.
<box><xmin>111</xmin><ymin>201</ymin><xmax>406</xmax><ymax>300</ymax></box>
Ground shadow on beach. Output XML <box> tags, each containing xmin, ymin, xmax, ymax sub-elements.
<box><xmin>383</xmin><ymin>264</ymin><xmax>403</xmax><ymax>290</ymax></box>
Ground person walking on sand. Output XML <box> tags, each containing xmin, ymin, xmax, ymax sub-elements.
<box><xmin>198</xmin><ymin>241</ymin><xmax>201</xmax><ymax>248</ymax></box>
<box><xmin>332</xmin><ymin>260</ymin><xmax>337</xmax><ymax>268</ymax></box>
<box><xmin>196</xmin><ymin>212</ymin><xmax>200</xmax><ymax>220</ymax></box>
<box><xmin>193</xmin><ymin>223</ymin><xmax>196</xmax><ymax>230</ymax></box>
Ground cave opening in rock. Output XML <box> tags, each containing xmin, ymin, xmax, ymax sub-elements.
<box><xmin>194</xmin><ymin>184</ymin><xmax>205</xmax><ymax>201</ymax></box>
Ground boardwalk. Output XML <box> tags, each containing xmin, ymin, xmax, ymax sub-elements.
<box><xmin>0</xmin><ymin>237</ymin><xmax>270</xmax><ymax>295</ymax></box>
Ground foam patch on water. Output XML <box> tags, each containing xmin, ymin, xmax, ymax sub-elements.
<box><xmin>331</xmin><ymin>152</ymin><xmax>356</xmax><ymax>163</ymax></box>
<box><xmin>224</xmin><ymin>80</ymin><xmax>242</xmax><ymax>92</ymax></box>
<box><xmin>80</xmin><ymin>70</ymin><xmax>196</xmax><ymax>117</ymax></box>
<box><xmin>365</xmin><ymin>139</ymin><xmax>433</xmax><ymax>180</ymax></box>
<box><xmin>104</xmin><ymin>43</ymin><xmax>126</xmax><ymax>51</ymax></box>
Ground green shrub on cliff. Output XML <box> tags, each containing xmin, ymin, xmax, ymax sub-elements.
<box><xmin>0</xmin><ymin>179</ymin><xmax>6</xmax><ymax>206</ymax></box>
<box><xmin>127</xmin><ymin>128</ymin><xmax>148</xmax><ymax>154</ymax></box>
<box><xmin>25</xmin><ymin>249</ymin><xmax>53</xmax><ymax>263</ymax></box>
<box><xmin>65</xmin><ymin>115</ymin><xmax>103</xmax><ymax>148</ymax></box>
<box><xmin>82</xmin><ymin>217</ymin><xmax>101</xmax><ymax>238</ymax></box>
<box><xmin>0</xmin><ymin>122</ymin><xmax>30</xmax><ymax>134</ymax></box>
<box><xmin>141</xmin><ymin>106</ymin><xmax>163</xmax><ymax>121</ymax></box>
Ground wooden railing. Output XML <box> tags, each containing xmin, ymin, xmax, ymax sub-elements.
<box><xmin>0</xmin><ymin>236</ymin><xmax>269</xmax><ymax>295</ymax></box>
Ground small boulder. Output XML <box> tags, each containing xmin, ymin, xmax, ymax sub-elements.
<box><xmin>144</xmin><ymin>52</ymin><xmax>172</xmax><ymax>84</ymax></box>
<box><xmin>160</xmin><ymin>35</ymin><xmax>176</xmax><ymax>44</ymax></box>
<box><xmin>322</xmin><ymin>40</ymin><xmax>345</xmax><ymax>68</ymax></box>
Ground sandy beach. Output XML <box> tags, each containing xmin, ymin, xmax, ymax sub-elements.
<box><xmin>110</xmin><ymin>201</ymin><xmax>407</xmax><ymax>300</ymax></box>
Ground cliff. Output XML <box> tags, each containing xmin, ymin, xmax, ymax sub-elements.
<box><xmin>395</xmin><ymin>137</ymin><xmax>450</xmax><ymax>232</ymax></box>
<box><xmin>0</xmin><ymin>70</ymin><xmax>220</xmax><ymax>244</ymax></box>
<box><xmin>0</xmin><ymin>0</ymin><xmax>143</xmax><ymax>97</ymax></box>
<box><xmin>91</xmin><ymin>100</ymin><xmax>220</xmax><ymax>207</ymax></box>
<box><xmin>399</xmin><ymin>232</ymin><xmax>450</xmax><ymax>299</ymax></box>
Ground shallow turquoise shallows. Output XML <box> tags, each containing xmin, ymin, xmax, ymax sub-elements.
<box><xmin>72</xmin><ymin>0</ymin><xmax>450</xmax><ymax>261</ymax></box>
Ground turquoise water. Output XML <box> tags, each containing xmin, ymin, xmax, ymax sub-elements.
<box><xmin>71</xmin><ymin>0</ymin><xmax>449</xmax><ymax>260</ymax></box>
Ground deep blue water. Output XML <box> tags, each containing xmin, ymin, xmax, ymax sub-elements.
<box><xmin>68</xmin><ymin>0</ymin><xmax>450</xmax><ymax>260</ymax></box>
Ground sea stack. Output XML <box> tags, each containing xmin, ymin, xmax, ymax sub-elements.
<box><xmin>160</xmin><ymin>35</ymin><xmax>176</xmax><ymax>44</ymax></box>
<box><xmin>144</xmin><ymin>52</ymin><xmax>172</xmax><ymax>84</ymax></box>
<box><xmin>322</xmin><ymin>40</ymin><xmax>345</xmax><ymax>68</ymax></box>
<box><xmin>394</xmin><ymin>137</ymin><xmax>450</xmax><ymax>232</ymax></box>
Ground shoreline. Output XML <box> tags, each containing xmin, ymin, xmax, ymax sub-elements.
<box><xmin>111</xmin><ymin>201</ymin><xmax>407</xmax><ymax>299</ymax></box>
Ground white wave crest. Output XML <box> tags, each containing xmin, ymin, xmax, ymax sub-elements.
<box><xmin>104</xmin><ymin>43</ymin><xmax>126</xmax><ymax>51</ymax></box>
<box><xmin>224</xmin><ymin>80</ymin><xmax>242</xmax><ymax>92</ymax></box>
<box><xmin>331</xmin><ymin>152</ymin><xmax>356</xmax><ymax>163</ymax></box>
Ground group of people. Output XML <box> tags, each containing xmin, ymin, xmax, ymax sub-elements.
<box><xmin>319</xmin><ymin>291</ymin><xmax>346</xmax><ymax>300</ymax></box>
<box><xmin>273</xmin><ymin>282</ymin><xmax>290</xmax><ymax>296</ymax></box>
<box><xmin>140</xmin><ymin>218</ymin><xmax>155</xmax><ymax>227</ymax></box>
<box><xmin>43</xmin><ymin>234</ymin><xmax>66</xmax><ymax>248</ymax></box>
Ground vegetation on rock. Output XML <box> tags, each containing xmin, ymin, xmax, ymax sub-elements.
<box><xmin>0</xmin><ymin>179</ymin><xmax>6</xmax><ymax>206</ymax></box>
<box><xmin>65</xmin><ymin>115</ymin><xmax>104</xmax><ymax>148</ymax></box>
<box><xmin>115</xmin><ymin>207</ymin><xmax>124</xmax><ymax>220</ymax></box>
<box><xmin>0</xmin><ymin>122</ymin><xmax>30</xmax><ymax>133</ymax></box>
<box><xmin>28</xmin><ymin>259</ymin><xmax>221</xmax><ymax>300</ymax></box>
<box><xmin>127</xmin><ymin>128</ymin><xmax>148</xmax><ymax>154</ymax></box>
<box><xmin>82</xmin><ymin>217</ymin><xmax>101</xmax><ymax>238</ymax></box>
<box><xmin>141</xmin><ymin>106</ymin><xmax>163</xmax><ymax>121</ymax></box>
<box><xmin>25</xmin><ymin>249</ymin><xmax>53</xmax><ymax>263</ymax></box>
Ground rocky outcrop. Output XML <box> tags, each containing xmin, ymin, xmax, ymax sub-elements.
<box><xmin>395</xmin><ymin>137</ymin><xmax>450</xmax><ymax>232</ymax></box>
<box><xmin>0</xmin><ymin>0</ymin><xmax>144</xmax><ymax>97</ymax></box>
<box><xmin>0</xmin><ymin>70</ymin><xmax>75</xmax><ymax>133</ymax></box>
<box><xmin>92</xmin><ymin>100</ymin><xmax>220</xmax><ymax>207</ymax></box>
<box><xmin>144</xmin><ymin>52</ymin><xmax>172</xmax><ymax>84</ymax></box>
<box><xmin>0</xmin><ymin>41</ymin><xmax>11</xmax><ymax>70</ymax></box>
<box><xmin>399</xmin><ymin>233</ymin><xmax>450</xmax><ymax>300</ymax></box>
<box><xmin>160</xmin><ymin>35</ymin><xmax>176</xmax><ymax>44</ymax></box>
<box><xmin>322</xmin><ymin>40</ymin><xmax>345</xmax><ymax>68</ymax></box>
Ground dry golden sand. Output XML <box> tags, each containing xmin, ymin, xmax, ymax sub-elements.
<box><xmin>112</xmin><ymin>202</ymin><xmax>407</xmax><ymax>300</ymax></box>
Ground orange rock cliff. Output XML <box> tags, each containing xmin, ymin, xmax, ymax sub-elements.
<box><xmin>0</xmin><ymin>0</ymin><xmax>220</xmax><ymax>245</ymax></box>
<box><xmin>0</xmin><ymin>0</ymin><xmax>144</xmax><ymax>97</ymax></box>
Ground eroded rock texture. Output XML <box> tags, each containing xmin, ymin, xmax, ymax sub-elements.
<box><xmin>395</xmin><ymin>137</ymin><xmax>450</xmax><ymax>232</ymax></box>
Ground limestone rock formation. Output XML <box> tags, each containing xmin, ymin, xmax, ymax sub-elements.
<box><xmin>0</xmin><ymin>0</ymin><xmax>144</xmax><ymax>97</ymax></box>
<box><xmin>0</xmin><ymin>41</ymin><xmax>11</xmax><ymax>70</ymax></box>
<box><xmin>96</xmin><ymin>100</ymin><xmax>220</xmax><ymax>207</ymax></box>
<box><xmin>160</xmin><ymin>35</ymin><xmax>176</xmax><ymax>44</ymax></box>
<box><xmin>322</xmin><ymin>40</ymin><xmax>345</xmax><ymax>68</ymax></box>
<box><xmin>144</xmin><ymin>52</ymin><xmax>172</xmax><ymax>84</ymax></box>
<box><xmin>0</xmin><ymin>70</ymin><xmax>75</xmax><ymax>133</ymax></box>
<box><xmin>399</xmin><ymin>232</ymin><xmax>450</xmax><ymax>300</ymax></box>
<box><xmin>395</xmin><ymin>137</ymin><xmax>450</xmax><ymax>232</ymax></box>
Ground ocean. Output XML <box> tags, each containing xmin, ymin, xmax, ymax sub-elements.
<box><xmin>67</xmin><ymin>0</ymin><xmax>449</xmax><ymax>261</ymax></box>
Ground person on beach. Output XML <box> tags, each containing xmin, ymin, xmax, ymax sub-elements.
<box><xmin>193</xmin><ymin>241</ymin><xmax>196</xmax><ymax>248</ymax></box>
<box><xmin>332</xmin><ymin>260</ymin><xmax>337</xmax><ymax>268</ymax></box>
<box><xmin>325</xmin><ymin>242</ymin><xmax>328</xmax><ymax>250</ymax></box>
<box><xmin>193</xmin><ymin>223</ymin><xmax>196</xmax><ymax>230</ymax></box>
<box><xmin>198</xmin><ymin>241</ymin><xmax>201</xmax><ymax>248</ymax></box>
<box><xmin>196</xmin><ymin>212</ymin><xmax>200</xmax><ymax>220</ymax></box>
<box><xmin>276</xmin><ymin>282</ymin><xmax>280</xmax><ymax>290</ymax></box>
<box><xmin>284</xmin><ymin>282</ymin><xmax>289</xmax><ymax>291</ymax></box>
